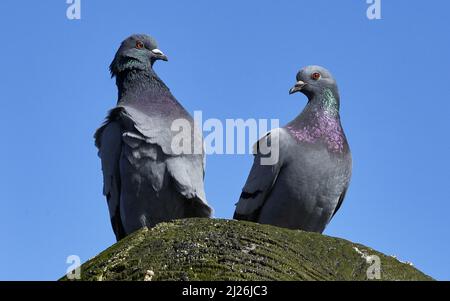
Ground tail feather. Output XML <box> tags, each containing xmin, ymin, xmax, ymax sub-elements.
<box><xmin>233</xmin><ymin>207</ymin><xmax>261</xmax><ymax>222</ymax></box>
<box><xmin>184</xmin><ymin>198</ymin><xmax>213</xmax><ymax>218</ymax></box>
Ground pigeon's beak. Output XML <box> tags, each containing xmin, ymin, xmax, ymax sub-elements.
<box><xmin>151</xmin><ymin>49</ymin><xmax>168</xmax><ymax>62</ymax></box>
<box><xmin>289</xmin><ymin>81</ymin><xmax>307</xmax><ymax>95</ymax></box>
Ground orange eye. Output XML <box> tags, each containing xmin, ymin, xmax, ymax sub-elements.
<box><xmin>136</xmin><ymin>41</ymin><xmax>144</xmax><ymax>49</ymax></box>
<box><xmin>311</xmin><ymin>72</ymin><xmax>321</xmax><ymax>80</ymax></box>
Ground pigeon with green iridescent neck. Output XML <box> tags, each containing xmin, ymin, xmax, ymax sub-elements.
<box><xmin>95</xmin><ymin>34</ymin><xmax>212</xmax><ymax>241</ymax></box>
<box><xmin>234</xmin><ymin>66</ymin><xmax>352</xmax><ymax>233</ymax></box>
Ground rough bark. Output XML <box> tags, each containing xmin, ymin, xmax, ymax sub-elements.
<box><xmin>61</xmin><ymin>218</ymin><xmax>432</xmax><ymax>281</ymax></box>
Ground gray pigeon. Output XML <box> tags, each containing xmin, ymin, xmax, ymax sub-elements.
<box><xmin>234</xmin><ymin>66</ymin><xmax>352</xmax><ymax>233</ymax></box>
<box><xmin>95</xmin><ymin>34</ymin><xmax>212</xmax><ymax>241</ymax></box>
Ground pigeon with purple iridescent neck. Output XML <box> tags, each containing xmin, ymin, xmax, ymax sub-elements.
<box><xmin>234</xmin><ymin>66</ymin><xmax>352</xmax><ymax>233</ymax></box>
<box><xmin>94</xmin><ymin>34</ymin><xmax>212</xmax><ymax>241</ymax></box>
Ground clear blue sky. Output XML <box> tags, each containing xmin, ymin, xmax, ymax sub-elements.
<box><xmin>1</xmin><ymin>0</ymin><xmax>449</xmax><ymax>280</ymax></box>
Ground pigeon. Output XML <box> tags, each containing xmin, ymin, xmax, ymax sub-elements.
<box><xmin>234</xmin><ymin>66</ymin><xmax>352</xmax><ymax>233</ymax></box>
<box><xmin>95</xmin><ymin>34</ymin><xmax>212</xmax><ymax>241</ymax></box>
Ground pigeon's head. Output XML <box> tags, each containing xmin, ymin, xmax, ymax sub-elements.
<box><xmin>289</xmin><ymin>66</ymin><xmax>338</xmax><ymax>99</ymax></box>
<box><xmin>110</xmin><ymin>34</ymin><xmax>168</xmax><ymax>77</ymax></box>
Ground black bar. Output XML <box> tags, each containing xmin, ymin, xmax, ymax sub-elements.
<box><xmin>0</xmin><ymin>281</ymin><xmax>446</xmax><ymax>299</ymax></box>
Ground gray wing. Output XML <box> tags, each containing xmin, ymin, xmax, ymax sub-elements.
<box><xmin>119</xmin><ymin>108</ymin><xmax>213</xmax><ymax>218</ymax></box>
<box><xmin>234</xmin><ymin>129</ymin><xmax>285</xmax><ymax>221</ymax></box>
<box><xmin>331</xmin><ymin>186</ymin><xmax>348</xmax><ymax>219</ymax></box>
<box><xmin>330</xmin><ymin>148</ymin><xmax>352</xmax><ymax>220</ymax></box>
<box><xmin>119</xmin><ymin>103</ymin><xmax>203</xmax><ymax>156</ymax></box>
<box><xmin>95</xmin><ymin>121</ymin><xmax>126</xmax><ymax>241</ymax></box>
<box><xmin>166</xmin><ymin>155</ymin><xmax>212</xmax><ymax>217</ymax></box>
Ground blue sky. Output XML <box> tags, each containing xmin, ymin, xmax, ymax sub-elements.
<box><xmin>0</xmin><ymin>0</ymin><xmax>449</xmax><ymax>280</ymax></box>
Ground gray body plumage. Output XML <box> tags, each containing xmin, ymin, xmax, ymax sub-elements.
<box><xmin>95</xmin><ymin>34</ymin><xmax>212</xmax><ymax>241</ymax></box>
<box><xmin>234</xmin><ymin>66</ymin><xmax>352</xmax><ymax>233</ymax></box>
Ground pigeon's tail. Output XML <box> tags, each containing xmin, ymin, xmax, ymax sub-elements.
<box><xmin>111</xmin><ymin>216</ymin><xmax>127</xmax><ymax>242</ymax></box>
<box><xmin>233</xmin><ymin>212</ymin><xmax>247</xmax><ymax>221</ymax></box>
<box><xmin>233</xmin><ymin>203</ymin><xmax>262</xmax><ymax>223</ymax></box>
<box><xmin>233</xmin><ymin>209</ymin><xmax>261</xmax><ymax>223</ymax></box>
<box><xmin>184</xmin><ymin>198</ymin><xmax>213</xmax><ymax>218</ymax></box>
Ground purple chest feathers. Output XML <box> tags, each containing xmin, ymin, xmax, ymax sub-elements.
<box><xmin>287</xmin><ymin>112</ymin><xmax>345</xmax><ymax>153</ymax></box>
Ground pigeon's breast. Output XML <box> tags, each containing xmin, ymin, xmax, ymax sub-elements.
<box><xmin>286</xmin><ymin>112</ymin><xmax>347</xmax><ymax>153</ymax></box>
<box><xmin>284</xmin><ymin>142</ymin><xmax>349</xmax><ymax>194</ymax></box>
<box><xmin>265</xmin><ymin>141</ymin><xmax>350</xmax><ymax>228</ymax></box>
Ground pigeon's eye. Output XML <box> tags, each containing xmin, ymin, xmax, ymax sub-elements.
<box><xmin>311</xmin><ymin>72</ymin><xmax>321</xmax><ymax>80</ymax></box>
<box><xmin>136</xmin><ymin>41</ymin><xmax>145</xmax><ymax>49</ymax></box>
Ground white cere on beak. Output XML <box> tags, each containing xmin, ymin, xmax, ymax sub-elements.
<box><xmin>151</xmin><ymin>49</ymin><xmax>164</xmax><ymax>56</ymax></box>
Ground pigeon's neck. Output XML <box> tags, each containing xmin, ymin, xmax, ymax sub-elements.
<box><xmin>116</xmin><ymin>69</ymin><xmax>171</xmax><ymax>102</ymax></box>
<box><xmin>305</xmin><ymin>88</ymin><xmax>340</xmax><ymax>118</ymax></box>
<box><xmin>287</xmin><ymin>88</ymin><xmax>346</xmax><ymax>152</ymax></box>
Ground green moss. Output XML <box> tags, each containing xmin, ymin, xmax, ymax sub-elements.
<box><xmin>60</xmin><ymin>218</ymin><xmax>432</xmax><ymax>281</ymax></box>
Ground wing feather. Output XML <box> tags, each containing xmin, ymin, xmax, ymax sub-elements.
<box><xmin>234</xmin><ymin>129</ymin><xmax>285</xmax><ymax>221</ymax></box>
<box><xmin>95</xmin><ymin>121</ymin><xmax>126</xmax><ymax>241</ymax></box>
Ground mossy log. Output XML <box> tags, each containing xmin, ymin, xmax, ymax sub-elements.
<box><xmin>61</xmin><ymin>218</ymin><xmax>432</xmax><ymax>281</ymax></box>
